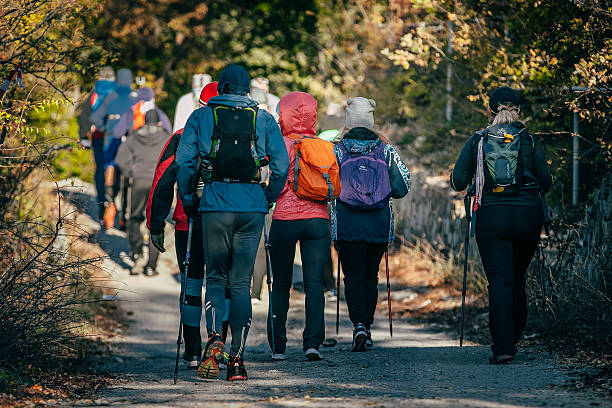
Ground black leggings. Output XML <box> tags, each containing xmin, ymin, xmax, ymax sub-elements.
<box><xmin>475</xmin><ymin>204</ymin><xmax>542</xmax><ymax>356</ymax></box>
<box><xmin>268</xmin><ymin>218</ymin><xmax>330</xmax><ymax>352</ymax></box>
<box><xmin>336</xmin><ymin>241</ymin><xmax>387</xmax><ymax>327</ymax></box>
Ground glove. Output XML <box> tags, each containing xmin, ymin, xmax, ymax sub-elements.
<box><xmin>150</xmin><ymin>231</ymin><xmax>165</xmax><ymax>253</ymax></box>
<box><xmin>183</xmin><ymin>205</ymin><xmax>200</xmax><ymax>219</ymax></box>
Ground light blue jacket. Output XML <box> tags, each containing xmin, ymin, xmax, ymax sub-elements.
<box><xmin>176</xmin><ymin>94</ymin><xmax>289</xmax><ymax>213</ymax></box>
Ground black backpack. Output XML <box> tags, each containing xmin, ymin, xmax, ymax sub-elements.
<box><xmin>208</xmin><ymin>104</ymin><xmax>262</xmax><ymax>183</ymax></box>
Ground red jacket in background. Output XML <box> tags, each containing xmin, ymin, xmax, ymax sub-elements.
<box><xmin>146</xmin><ymin>128</ymin><xmax>189</xmax><ymax>233</ymax></box>
<box><xmin>272</xmin><ymin>92</ymin><xmax>329</xmax><ymax>221</ymax></box>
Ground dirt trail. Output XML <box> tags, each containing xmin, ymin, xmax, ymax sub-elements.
<box><xmin>62</xmin><ymin>180</ymin><xmax>603</xmax><ymax>408</ymax></box>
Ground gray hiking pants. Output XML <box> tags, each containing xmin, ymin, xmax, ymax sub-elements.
<box><xmin>202</xmin><ymin>212</ymin><xmax>264</xmax><ymax>357</ymax></box>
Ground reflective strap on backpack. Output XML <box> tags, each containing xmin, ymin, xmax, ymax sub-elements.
<box><xmin>323</xmin><ymin>173</ymin><xmax>333</xmax><ymax>202</ymax></box>
<box><xmin>294</xmin><ymin>149</ymin><xmax>301</xmax><ymax>192</ymax></box>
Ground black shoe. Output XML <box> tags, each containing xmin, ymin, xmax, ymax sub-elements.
<box><xmin>352</xmin><ymin>323</ymin><xmax>368</xmax><ymax>352</ymax></box>
<box><xmin>143</xmin><ymin>266</ymin><xmax>159</xmax><ymax>277</ymax></box>
<box><xmin>365</xmin><ymin>328</ymin><xmax>373</xmax><ymax>349</ymax></box>
<box><xmin>226</xmin><ymin>355</ymin><xmax>247</xmax><ymax>381</ymax></box>
<box><xmin>489</xmin><ymin>354</ymin><xmax>514</xmax><ymax>365</ymax></box>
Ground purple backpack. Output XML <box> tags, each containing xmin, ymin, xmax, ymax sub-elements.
<box><xmin>338</xmin><ymin>142</ymin><xmax>391</xmax><ymax>210</ymax></box>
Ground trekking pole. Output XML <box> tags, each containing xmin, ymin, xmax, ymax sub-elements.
<box><xmin>538</xmin><ymin>194</ymin><xmax>553</xmax><ymax>357</ymax></box>
<box><xmin>460</xmin><ymin>194</ymin><xmax>471</xmax><ymax>347</ymax></box>
<box><xmin>335</xmin><ymin>247</ymin><xmax>341</xmax><ymax>335</ymax></box>
<box><xmin>263</xmin><ymin>220</ymin><xmax>275</xmax><ymax>354</ymax></box>
<box><xmin>173</xmin><ymin>218</ymin><xmax>193</xmax><ymax>384</ymax></box>
<box><xmin>385</xmin><ymin>248</ymin><xmax>393</xmax><ymax>337</ymax></box>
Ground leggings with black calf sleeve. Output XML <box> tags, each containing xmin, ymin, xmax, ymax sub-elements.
<box><xmin>475</xmin><ymin>204</ymin><xmax>542</xmax><ymax>357</ymax></box>
<box><xmin>336</xmin><ymin>241</ymin><xmax>387</xmax><ymax>327</ymax></box>
<box><xmin>175</xmin><ymin>223</ymin><xmax>205</xmax><ymax>357</ymax></box>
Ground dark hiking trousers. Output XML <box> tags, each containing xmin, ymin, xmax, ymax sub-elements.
<box><xmin>92</xmin><ymin>138</ymin><xmax>105</xmax><ymax>207</ymax></box>
<box><xmin>267</xmin><ymin>218</ymin><xmax>330</xmax><ymax>353</ymax></box>
<box><xmin>128</xmin><ymin>178</ymin><xmax>159</xmax><ymax>269</ymax></box>
<box><xmin>475</xmin><ymin>204</ymin><xmax>542</xmax><ymax>357</ymax></box>
<box><xmin>175</xmin><ymin>225</ymin><xmax>205</xmax><ymax>357</ymax></box>
<box><xmin>203</xmin><ymin>212</ymin><xmax>264</xmax><ymax>357</ymax></box>
<box><xmin>323</xmin><ymin>247</ymin><xmax>336</xmax><ymax>292</ymax></box>
<box><xmin>336</xmin><ymin>241</ymin><xmax>387</xmax><ymax>327</ymax></box>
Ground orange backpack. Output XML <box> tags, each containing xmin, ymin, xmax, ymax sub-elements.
<box><xmin>288</xmin><ymin>134</ymin><xmax>341</xmax><ymax>202</ymax></box>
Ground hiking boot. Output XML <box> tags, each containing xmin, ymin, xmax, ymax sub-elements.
<box><xmin>182</xmin><ymin>352</ymin><xmax>200</xmax><ymax>369</ymax></box>
<box><xmin>352</xmin><ymin>323</ymin><xmax>368</xmax><ymax>352</ymax></box>
<box><xmin>489</xmin><ymin>354</ymin><xmax>515</xmax><ymax>365</ymax></box>
<box><xmin>305</xmin><ymin>348</ymin><xmax>323</xmax><ymax>361</ymax></box>
<box><xmin>271</xmin><ymin>353</ymin><xmax>286</xmax><ymax>361</ymax></box>
<box><xmin>365</xmin><ymin>328</ymin><xmax>373</xmax><ymax>349</ymax></box>
<box><xmin>103</xmin><ymin>202</ymin><xmax>116</xmax><ymax>229</ymax></box>
<box><xmin>325</xmin><ymin>290</ymin><xmax>338</xmax><ymax>301</ymax></box>
<box><xmin>226</xmin><ymin>355</ymin><xmax>247</xmax><ymax>381</ymax></box>
<box><xmin>130</xmin><ymin>254</ymin><xmax>146</xmax><ymax>276</ymax></box>
<box><xmin>143</xmin><ymin>266</ymin><xmax>159</xmax><ymax>277</ymax></box>
<box><xmin>198</xmin><ymin>332</ymin><xmax>225</xmax><ymax>379</ymax></box>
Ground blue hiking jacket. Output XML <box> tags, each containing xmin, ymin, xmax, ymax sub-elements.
<box><xmin>176</xmin><ymin>94</ymin><xmax>289</xmax><ymax>213</ymax></box>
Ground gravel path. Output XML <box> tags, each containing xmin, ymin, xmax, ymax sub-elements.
<box><xmin>62</xmin><ymin>181</ymin><xmax>603</xmax><ymax>408</ymax></box>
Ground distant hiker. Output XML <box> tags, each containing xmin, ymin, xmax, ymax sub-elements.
<box><xmin>176</xmin><ymin>65</ymin><xmax>289</xmax><ymax>381</ymax></box>
<box><xmin>115</xmin><ymin>110</ymin><xmax>170</xmax><ymax>276</ymax></box>
<box><xmin>173</xmin><ymin>74</ymin><xmax>212</xmax><ymax>132</ymax></box>
<box><xmin>266</xmin><ymin>91</ymin><xmax>340</xmax><ymax>361</ymax></box>
<box><xmin>450</xmin><ymin>86</ymin><xmax>552</xmax><ymax>365</ymax></box>
<box><xmin>90</xmin><ymin>68</ymin><xmax>138</xmax><ymax>229</ymax></box>
<box><xmin>78</xmin><ymin>66</ymin><xmax>116</xmax><ymax>222</ymax></box>
<box><xmin>250</xmin><ymin>77</ymin><xmax>280</xmax><ymax>114</ymax></box>
<box><xmin>332</xmin><ymin>97</ymin><xmax>410</xmax><ymax>352</ymax></box>
<box><xmin>146</xmin><ymin>82</ymin><xmax>218</xmax><ymax>368</ymax></box>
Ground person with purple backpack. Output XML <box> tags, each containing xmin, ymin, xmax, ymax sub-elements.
<box><xmin>332</xmin><ymin>97</ymin><xmax>411</xmax><ymax>352</ymax></box>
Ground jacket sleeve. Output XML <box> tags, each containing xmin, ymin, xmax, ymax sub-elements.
<box><xmin>450</xmin><ymin>133</ymin><xmax>479</xmax><ymax>192</ymax></box>
<box><xmin>147</xmin><ymin>130</ymin><xmax>181</xmax><ymax>233</ymax></box>
<box><xmin>158</xmin><ymin>108</ymin><xmax>173</xmax><ymax>134</ymax></box>
<box><xmin>115</xmin><ymin>137</ymin><xmax>133</xmax><ymax>178</ymax></box>
<box><xmin>385</xmin><ymin>144</ymin><xmax>411</xmax><ymax>199</ymax></box>
<box><xmin>112</xmin><ymin>110</ymin><xmax>133</xmax><ymax>139</ymax></box>
<box><xmin>262</xmin><ymin>113</ymin><xmax>289</xmax><ymax>204</ymax></box>
<box><xmin>532</xmin><ymin>134</ymin><xmax>553</xmax><ymax>193</ymax></box>
<box><xmin>78</xmin><ymin>93</ymin><xmax>92</xmax><ymax>140</ymax></box>
<box><xmin>176</xmin><ymin>109</ymin><xmax>211</xmax><ymax>209</ymax></box>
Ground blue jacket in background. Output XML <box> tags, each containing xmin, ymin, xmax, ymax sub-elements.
<box><xmin>176</xmin><ymin>94</ymin><xmax>289</xmax><ymax>214</ymax></box>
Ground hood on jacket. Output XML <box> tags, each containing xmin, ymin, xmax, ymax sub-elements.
<box><xmin>217</xmin><ymin>65</ymin><xmax>250</xmax><ymax>95</ymax></box>
<box><xmin>116</xmin><ymin>68</ymin><xmax>133</xmax><ymax>88</ymax></box>
<box><xmin>207</xmin><ymin>94</ymin><xmax>258</xmax><ymax>109</ymax></box>
<box><xmin>342</xmin><ymin>127</ymin><xmax>380</xmax><ymax>155</ymax></box>
<box><xmin>278</xmin><ymin>91</ymin><xmax>317</xmax><ymax>137</ymax></box>
<box><xmin>94</xmin><ymin>79</ymin><xmax>115</xmax><ymax>96</ymax></box>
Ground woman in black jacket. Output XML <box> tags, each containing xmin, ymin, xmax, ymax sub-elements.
<box><xmin>450</xmin><ymin>86</ymin><xmax>552</xmax><ymax>364</ymax></box>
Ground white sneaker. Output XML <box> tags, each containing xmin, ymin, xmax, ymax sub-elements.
<box><xmin>305</xmin><ymin>348</ymin><xmax>323</xmax><ymax>361</ymax></box>
<box><xmin>271</xmin><ymin>353</ymin><xmax>286</xmax><ymax>361</ymax></box>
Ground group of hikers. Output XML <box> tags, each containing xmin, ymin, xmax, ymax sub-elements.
<box><xmin>79</xmin><ymin>63</ymin><xmax>551</xmax><ymax>381</ymax></box>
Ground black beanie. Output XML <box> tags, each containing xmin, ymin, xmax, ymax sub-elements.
<box><xmin>217</xmin><ymin>65</ymin><xmax>250</xmax><ymax>96</ymax></box>
<box><xmin>488</xmin><ymin>86</ymin><xmax>519</xmax><ymax>113</ymax></box>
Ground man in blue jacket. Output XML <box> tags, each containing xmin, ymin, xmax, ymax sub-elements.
<box><xmin>176</xmin><ymin>65</ymin><xmax>289</xmax><ymax>381</ymax></box>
